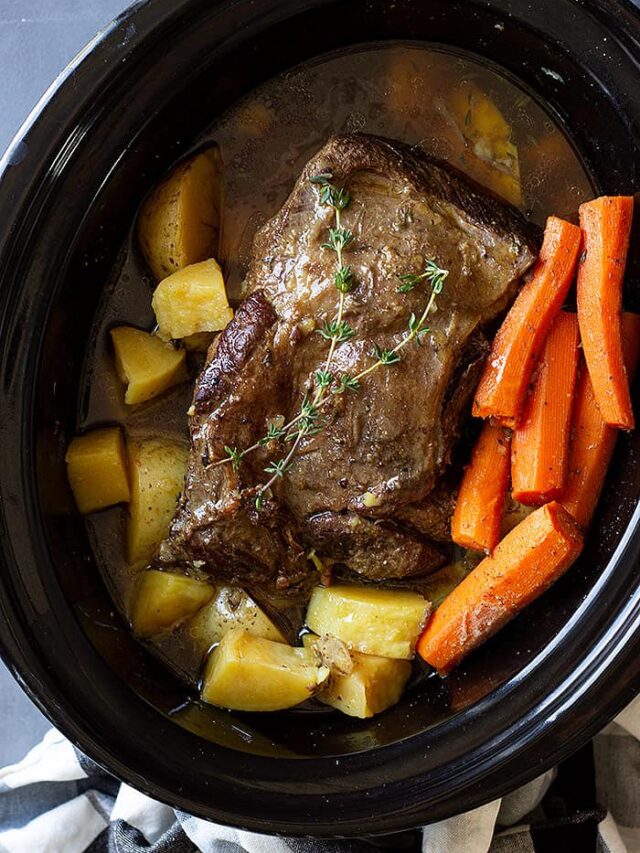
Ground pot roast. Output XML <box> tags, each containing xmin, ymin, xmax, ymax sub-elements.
<box><xmin>155</xmin><ymin>134</ymin><xmax>538</xmax><ymax>595</ymax></box>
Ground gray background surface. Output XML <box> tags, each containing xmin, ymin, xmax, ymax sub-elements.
<box><xmin>0</xmin><ymin>0</ymin><xmax>130</xmax><ymax>767</ymax></box>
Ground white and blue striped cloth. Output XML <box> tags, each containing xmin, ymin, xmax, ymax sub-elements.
<box><xmin>1</xmin><ymin>697</ymin><xmax>639</xmax><ymax>852</ymax></box>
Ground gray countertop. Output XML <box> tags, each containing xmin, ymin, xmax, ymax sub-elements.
<box><xmin>0</xmin><ymin>0</ymin><xmax>130</xmax><ymax>767</ymax></box>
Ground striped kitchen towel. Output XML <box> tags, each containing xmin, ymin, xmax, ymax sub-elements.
<box><xmin>0</xmin><ymin>696</ymin><xmax>638</xmax><ymax>852</ymax></box>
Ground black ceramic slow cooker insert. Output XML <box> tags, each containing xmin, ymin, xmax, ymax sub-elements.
<box><xmin>1</xmin><ymin>0</ymin><xmax>640</xmax><ymax>836</ymax></box>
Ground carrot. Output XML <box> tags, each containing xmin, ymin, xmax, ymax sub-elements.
<box><xmin>451</xmin><ymin>422</ymin><xmax>511</xmax><ymax>553</ymax></box>
<box><xmin>561</xmin><ymin>312</ymin><xmax>640</xmax><ymax>528</ymax></box>
<box><xmin>417</xmin><ymin>501</ymin><xmax>583</xmax><ymax>673</ymax></box>
<box><xmin>473</xmin><ymin>216</ymin><xmax>582</xmax><ymax>427</ymax></box>
<box><xmin>577</xmin><ymin>196</ymin><xmax>634</xmax><ymax>429</ymax></box>
<box><xmin>511</xmin><ymin>312</ymin><xmax>579</xmax><ymax>505</ymax></box>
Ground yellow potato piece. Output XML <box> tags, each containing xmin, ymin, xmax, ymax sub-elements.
<box><xmin>451</xmin><ymin>83</ymin><xmax>511</xmax><ymax>147</ymax></box>
<box><xmin>137</xmin><ymin>147</ymin><xmax>222</xmax><ymax>281</ymax></box>
<box><xmin>110</xmin><ymin>326</ymin><xmax>187</xmax><ymax>405</ymax></box>
<box><xmin>131</xmin><ymin>570</ymin><xmax>214</xmax><ymax>638</ymax></box>
<box><xmin>304</xmin><ymin>635</ymin><xmax>412</xmax><ymax>718</ymax></box>
<box><xmin>65</xmin><ymin>427</ymin><xmax>130</xmax><ymax>514</ymax></box>
<box><xmin>188</xmin><ymin>586</ymin><xmax>286</xmax><ymax>656</ymax></box>
<box><xmin>126</xmin><ymin>436</ymin><xmax>188</xmax><ymax>564</ymax></box>
<box><xmin>201</xmin><ymin>629</ymin><xmax>329</xmax><ymax>712</ymax></box>
<box><xmin>306</xmin><ymin>585</ymin><xmax>430</xmax><ymax>660</ymax></box>
<box><xmin>448</xmin><ymin>83</ymin><xmax>522</xmax><ymax>207</ymax></box>
<box><xmin>152</xmin><ymin>258</ymin><xmax>233</xmax><ymax>341</ymax></box>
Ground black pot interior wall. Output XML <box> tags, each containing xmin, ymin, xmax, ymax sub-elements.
<box><xmin>1</xmin><ymin>0</ymin><xmax>640</xmax><ymax>833</ymax></box>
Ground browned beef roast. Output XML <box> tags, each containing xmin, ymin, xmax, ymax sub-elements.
<box><xmin>155</xmin><ymin>134</ymin><xmax>538</xmax><ymax>596</ymax></box>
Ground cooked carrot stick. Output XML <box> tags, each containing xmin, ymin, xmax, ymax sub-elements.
<box><xmin>473</xmin><ymin>216</ymin><xmax>582</xmax><ymax>427</ymax></box>
<box><xmin>451</xmin><ymin>423</ymin><xmax>511</xmax><ymax>553</ymax></box>
<box><xmin>511</xmin><ymin>312</ymin><xmax>579</xmax><ymax>505</ymax></box>
<box><xmin>417</xmin><ymin>501</ymin><xmax>583</xmax><ymax>673</ymax></box>
<box><xmin>577</xmin><ymin>196</ymin><xmax>634</xmax><ymax>429</ymax></box>
<box><xmin>561</xmin><ymin>312</ymin><xmax>640</xmax><ymax>528</ymax></box>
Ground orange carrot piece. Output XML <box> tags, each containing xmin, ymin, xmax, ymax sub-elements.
<box><xmin>577</xmin><ymin>196</ymin><xmax>634</xmax><ymax>429</ymax></box>
<box><xmin>417</xmin><ymin>501</ymin><xmax>583</xmax><ymax>673</ymax></box>
<box><xmin>473</xmin><ymin>216</ymin><xmax>582</xmax><ymax>427</ymax></box>
<box><xmin>451</xmin><ymin>423</ymin><xmax>511</xmax><ymax>553</ymax></box>
<box><xmin>511</xmin><ymin>312</ymin><xmax>580</xmax><ymax>505</ymax></box>
<box><xmin>561</xmin><ymin>312</ymin><xmax>640</xmax><ymax>528</ymax></box>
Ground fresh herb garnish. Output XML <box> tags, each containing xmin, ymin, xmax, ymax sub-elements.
<box><xmin>332</xmin><ymin>373</ymin><xmax>360</xmax><ymax>394</ymax></box>
<box><xmin>396</xmin><ymin>260</ymin><xmax>449</xmax><ymax>293</ymax></box>
<box><xmin>317</xmin><ymin>319</ymin><xmax>354</xmax><ymax>342</ymax></box>
<box><xmin>223</xmin><ymin>445</ymin><xmax>244</xmax><ymax>472</ymax></box>
<box><xmin>315</xmin><ymin>369</ymin><xmax>334</xmax><ymax>390</ymax></box>
<box><xmin>373</xmin><ymin>344</ymin><xmax>402</xmax><ymax>366</ymax></box>
<box><xmin>251</xmin><ymin>173</ymin><xmax>358</xmax><ymax>507</ymax></box>
<box><xmin>334</xmin><ymin>265</ymin><xmax>355</xmax><ymax>293</ymax></box>
<box><xmin>215</xmin><ymin>182</ymin><xmax>449</xmax><ymax>512</ymax></box>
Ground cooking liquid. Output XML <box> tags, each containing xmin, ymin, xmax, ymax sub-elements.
<box><xmin>81</xmin><ymin>44</ymin><xmax>592</xmax><ymax>706</ymax></box>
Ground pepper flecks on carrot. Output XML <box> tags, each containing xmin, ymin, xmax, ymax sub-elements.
<box><xmin>473</xmin><ymin>216</ymin><xmax>582</xmax><ymax>427</ymax></box>
<box><xmin>577</xmin><ymin>195</ymin><xmax>634</xmax><ymax>430</ymax></box>
<box><xmin>417</xmin><ymin>501</ymin><xmax>583</xmax><ymax>673</ymax></box>
<box><xmin>451</xmin><ymin>422</ymin><xmax>511</xmax><ymax>553</ymax></box>
<box><xmin>511</xmin><ymin>311</ymin><xmax>579</xmax><ymax>505</ymax></box>
<box><xmin>561</xmin><ymin>312</ymin><xmax>640</xmax><ymax>528</ymax></box>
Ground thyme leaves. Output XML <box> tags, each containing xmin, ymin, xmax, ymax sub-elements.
<box><xmin>214</xmin><ymin>177</ymin><xmax>448</xmax><ymax>510</ymax></box>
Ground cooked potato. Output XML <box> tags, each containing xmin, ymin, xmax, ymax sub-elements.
<box><xmin>188</xmin><ymin>586</ymin><xmax>286</xmax><ymax>655</ymax></box>
<box><xmin>306</xmin><ymin>585</ymin><xmax>430</xmax><ymax>659</ymax></box>
<box><xmin>201</xmin><ymin>629</ymin><xmax>329</xmax><ymax>712</ymax></box>
<box><xmin>126</xmin><ymin>436</ymin><xmax>188</xmax><ymax>564</ymax></box>
<box><xmin>131</xmin><ymin>570</ymin><xmax>213</xmax><ymax>637</ymax></box>
<box><xmin>65</xmin><ymin>427</ymin><xmax>130</xmax><ymax>514</ymax></box>
<box><xmin>110</xmin><ymin>326</ymin><xmax>187</xmax><ymax>405</ymax></box>
<box><xmin>137</xmin><ymin>147</ymin><xmax>222</xmax><ymax>281</ymax></box>
<box><xmin>152</xmin><ymin>259</ymin><xmax>233</xmax><ymax>341</ymax></box>
<box><xmin>449</xmin><ymin>83</ymin><xmax>522</xmax><ymax>206</ymax></box>
<box><xmin>304</xmin><ymin>634</ymin><xmax>411</xmax><ymax>718</ymax></box>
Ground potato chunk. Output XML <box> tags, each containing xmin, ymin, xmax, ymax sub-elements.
<box><xmin>449</xmin><ymin>83</ymin><xmax>521</xmax><ymax>207</ymax></box>
<box><xmin>201</xmin><ymin>629</ymin><xmax>329</xmax><ymax>712</ymax></box>
<box><xmin>131</xmin><ymin>570</ymin><xmax>213</xmax><ymax>637</ymax></box>
<box><xmin>138</xmin><ymin>148</ymin><xmax>222</xmax><ymax>281</ymax></box>
<box><xmin>306</xmin><ymin>586</ymin><xmax>429</xmax><ymax>659</ymax></box>
<box><xmin>304</xmin><ymin>634</ymin><xmax>411</xmax><ymax>718</ymax></box>
<box><xmin>66</xmin><ymin>427</ymin><xmax>130</xmax><ymax>514</ymax></box>
<box><xmin>188</xmin><ymin>586</ymin><xmax>286</xmax><ymax>655</ymax></box>
<box><xmin>110</xmin><ymin>326</ymin><xmax>187</xmax><ymax>405</ymax></box>
<box><xmin>127</xmin><ymin>437</ymin><xmax>188</xmax><ymax>564</ymax></box>
<box><xmin>152</xmin><ymin>259</ymin><xmax>233</xmax><ymax>341</ymax></box>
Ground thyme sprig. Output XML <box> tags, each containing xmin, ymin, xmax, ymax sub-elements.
<box><xmin>215</xmin><ymin>184</ymin><xmax>449</xmax><ymax>511</ymax></box>
<box><xmin>397</xmin><ymin>259</ymin><xmax>449</xmax><ymax>294</ymax></box>
<box><xmin>317</xmin><ymin>319</ymin><xmax>354</xmax><ymax>342</ymax></box>
<box><xmin>343</xmin><ymin>261</ymin><xmax>448</xmax><ymax>385</ymax></box>
<box><xmin>333</xmin><ymin>373</ymin><xmax>360</xmax><ymax>395</ymax></box>
<box><xmin>253</xmin><ymin>173</ymin><xmax>357</xmax><ymax>507</ymax></box>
